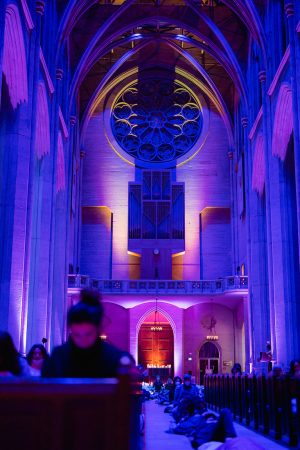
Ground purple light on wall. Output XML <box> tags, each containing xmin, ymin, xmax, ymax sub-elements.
<box><xmin>35</xmin><ymin>81</ymin><xmax>50</xmax><ymax>159</ymax></box>
<box><xmin>2</xmin><ymin>4</ymin><xmax>28</xmax><ymax>109</ymax></box>
<box><xmin>56</xmin><ymin>131</ymin><xmax>65</xmax><ymax>192</ymax></box>
<box><xmin>252</xmin><ymin>133</ymin><xmax>265</xmax><ymax>196</ymax></box>
<box><xmin>272</xmin><ymin>83</ymin><xmax>293</xmax><ymax>161</ymax></box>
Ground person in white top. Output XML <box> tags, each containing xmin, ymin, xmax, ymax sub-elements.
<box><xmin>26</xmin><ymin>344</ymin><xmax>48</xmax><ymax>377</ymax></box>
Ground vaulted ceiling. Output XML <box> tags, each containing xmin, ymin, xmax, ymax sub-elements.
<box><xmin>55</xmin><ymin>1</ymin><xmax>267</xmax><ymax>131</ymax></box>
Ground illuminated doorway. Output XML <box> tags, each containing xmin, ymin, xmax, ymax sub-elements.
<box><xmin>138</xmin><ymin>310</ymin><xmax>174</xmax><ymax>382</ymax></box>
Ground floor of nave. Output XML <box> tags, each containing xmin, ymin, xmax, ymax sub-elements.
<box><xmin>144</xmin><ymin>401</ymin><xmax>287</xmax><ymax>450</ymax></box>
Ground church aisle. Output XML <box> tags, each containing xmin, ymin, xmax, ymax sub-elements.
<box><xmin>233</xmin><ymin>423</ymin><xmax>287</xmax><ymax>450</ymax></box>
<box><xmin>144</xmin><ymin>400</ymin><xmax>191</xmax><ymax>450</ymax></box>
<box><xmin>143</xmin><ymin>401</ymin><xmax>287</xmax><ymax>450</ymax></box>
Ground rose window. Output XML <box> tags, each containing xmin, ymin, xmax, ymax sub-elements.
<box><xmin>111</xmin><ymin>79</ymin><xmax>203</xmax><ymax>164</ymax></box>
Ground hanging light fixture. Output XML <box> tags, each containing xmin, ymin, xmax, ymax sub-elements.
<box><xmin>151</xmin><ymin>297</ymin><xmax>163</xmax><ymax>331</ymax></box>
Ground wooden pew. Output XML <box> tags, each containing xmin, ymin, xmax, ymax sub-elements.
<box><xmin>204</xmin><ymin>374</ymin><xmax>300</xmax><ymax>447</ymax></box>
<box><xmin>0</xmin><ymin>376</ymin><xmax>141</xmax><ymax>450</ymax></box>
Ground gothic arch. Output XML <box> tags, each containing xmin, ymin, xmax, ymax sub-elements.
<box><xmin>2</xmin><ymin>4</ymin><xmax>28</xmax><ymax>109</ymax></box>
<box><xmin>272</xmin><ymin>83</ymin><xmax>293</xmax><ymax>161</ymax></box>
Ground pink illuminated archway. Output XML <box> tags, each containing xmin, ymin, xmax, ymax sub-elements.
<box><xmin>252</xmin><ymin>133</ymin><xmax>265</xmax><ymax>196</ymax></box>
<box><xmin>272</xmin><ymin>83</ymin><xmax>293</xmax><ymax>161</ymax></box>
<box><xmin>130</xmin><ymin>302</ymin><xmax>183</xmax><ymax>376</ymax></box>
<box><xmin>2</xmin><ymin>4</ymin><xmax>28</xmax><ymax>109</ymax></box>
<box><xmin>35</xmin><ymin>81</ymin><xmax>50</xmax><ymax>159</ymax></box>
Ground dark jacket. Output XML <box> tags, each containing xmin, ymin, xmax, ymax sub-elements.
<box><xmin>174</xmin><ymin>384</ymin><xmax>199</xmax><ymax>404</ymax></box>
<box><xmin>42</xmin><ymin>339</ymin><xmax>133</xmax><ymax>378</ymax></box>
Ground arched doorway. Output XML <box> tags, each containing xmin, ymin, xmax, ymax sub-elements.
<box><xmin>199</xmin><ymin>341</ymin><xmax>220</xmax><ymax>385</ymax></box>
<box><xmin>138</xmin><ymin>311</ymin><xmax>174</xmax><ymax>382</ymax></box>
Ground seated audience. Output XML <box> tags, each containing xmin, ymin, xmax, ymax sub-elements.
<box><xmin>153</xmin><ymin>374</ymin><xmax>163</xmax><ymax>392</ymax></box>
<box><xmin>231</xmin><ymin>363</ymin><xmax>242</xmax><ymax>376</ymax></box>
<box><xmin>0</xmin><ymin>331</ymin><xmax>24</xmax><ymax>376</ymax></box>
<box><xmin>42</xmin><ymin>289</ymin><xmax>134</xmax><ymax>377</ymax></box>
<box><xmin>26</xmin><ymin>344</ymin><xmax>49</xmax><ymax>376</ymax></box>
<box><xmin>174</xmin><ymin>373</ymin><xmax>199</xmax><ymax>404</ymax></box>
<box><xmin>157</xmin><ymin>377</ymin><xmax>174</xmax><ymax>404</ymax></box>
<box><xmin>171</xmin><ymin>376</ymin><xmax>182</xmax><ymax>402</ymax></box>
<box><xmin>270</xmin><ymin>364</ymin><xmax>283</xmax><ymax>378</ymax></box>
<box><xmin>289</xmin><ymin>359</ymin><xmax>300</xmax><ymax>378</ymax></box>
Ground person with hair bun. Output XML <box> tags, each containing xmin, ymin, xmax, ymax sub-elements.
<box><xmin>42</xmin><ymin>290</ymin><xmax>134</xmax><ymax>377</ymax></box>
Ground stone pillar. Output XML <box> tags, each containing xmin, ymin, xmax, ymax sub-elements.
<box><xmin>20</xmin><ymin>0</ymin><xmax>47</xmax><ymax>352</ymax></box>
<box><xmin>228</xmin><ymin>149</ymin><xmax>238</xmax><ymax>275</ymax></box>
<box><xmin>260</xmin><ymin>64</ymin><xmax>300</xmax><ymax>365</ymax></box>
<box><xmin>241</xmin><ymin>115</ymin><xmax>270</xmax><ymax>371</ymax></box>
<box><xmin>240</xmin><ymin>117</ymin><xmax>253</xmax><ymax>372</ymax></box>
<box><xmin>77</xmin><ymin>150</ymin><xmax>86</xmax><ymax>273</ymax></box>
<box><xmin>285</xmin><ymin>2</ymin><xmax>300</xmax><ymax>263</ymax></box>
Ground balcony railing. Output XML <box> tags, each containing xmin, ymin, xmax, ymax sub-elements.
<box><xmin>67</xmin><ymin>275</ymin><xmax>248</xmax><ymax>295</ymax></box>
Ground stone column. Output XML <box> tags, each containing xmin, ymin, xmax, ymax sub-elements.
<box><xmin>240</xmin><ymin>117</ymin><xmax>253</xmax><ymax>372</ymax></box>
<box><xmin>228</xmin><ymin>149</ymin><xmax>238</xmax><ymax>275</ymax></box>
<box><xmin>45</xmin><ymin>67</ymin><xmax>65</xmax><ymax>348</ymax></box>
<box><xmin>241</xmin><ymin>115</ymin><xmax>270</xmax><ymax>372</ymax></box>
<box><xmin>19</xmin><ymin>0</ymin><xmax>47</xmax><ymax>353</ymax></box>
<box><xmin>77</xmin><ymin>150</ymin><xmax>86</xmax><ymax>273</ymax></box>
<box><xmin>285</xmin><ymin>2</ymin><xmax>300</xmax><ymax>263</ymax></box>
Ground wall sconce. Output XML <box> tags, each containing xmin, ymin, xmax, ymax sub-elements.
<box><xmin>100</xmin><ymin>334</ymin><xmax>107</xmax><ymax>340</ymax></box>
<box><xmin>187</xmin><ymin>353</ymin><xmax>193</xmax><ymax>361</ymax></box>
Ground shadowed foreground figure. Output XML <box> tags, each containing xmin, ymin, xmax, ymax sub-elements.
<box><xmin>42</xmin><ymin>289</ymin><xmax>134</xmax><ymax>377</ymax></box>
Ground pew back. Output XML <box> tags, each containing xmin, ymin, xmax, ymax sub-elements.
<box><xmin>0</xmin><ymin>377</ymin><xmax>138</xmax><ymax>450</ymax></box>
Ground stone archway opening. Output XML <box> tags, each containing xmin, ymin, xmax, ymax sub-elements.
<box><xmin>199</xmin><ymin>341</ymin><xmax>220</xmax><ymax>385</ymax></box>
<box><xmin>138</xmin><ymin>310</ymin><xmax>174</xmax><ymax>382</ymax></box>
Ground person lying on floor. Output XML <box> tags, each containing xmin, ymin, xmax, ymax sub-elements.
<box><xmin>169</xmin><ymin>400</ymin><xmax>264</xmax><ymax>450</ymax></box>
<box><xmin>168</xmin><ymin>403</ymin><xmax>236</xmax><ymax>447</ymax></box>
<box><xmin>170</xmin><ymin>397</ymin><xmax>208</xmax><ymax>435</ymax></box>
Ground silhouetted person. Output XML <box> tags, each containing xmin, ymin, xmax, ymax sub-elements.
<box><xmin>0</xmin><ymin>331</ymin><xmax>22</xmax><ymax>376</ymax></box>
<box><xmin>289</xmin><ymin>359</ymin><xmax>300</xmax><ymax>378</ymax></box>
<box><xmin>153</xmin><ymin>374</ymin><xmax>163</xmax><ymax>392</ymax></box>
<box><xmin>270</xmin><ymin>364</ymin><xmax>283</xmax><ymax>378</ymax></box>
<box><xmin>42</xmin><ymin>290</ymin><xmax>134</xmax><ymax>377</ymax></box>
<box><xmin>231</xmin><ymin>363</ymin><xmax>242</xmax><ymax>375</ymax></box>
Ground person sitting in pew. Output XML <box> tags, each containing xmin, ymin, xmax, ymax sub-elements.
<box><xmin>26</xmin><ymin>344</ymin><xmax>49</xmax><ymax>376</ymax></box>
<box><xmin>0</xmin><ymin>331</ymin><xmax>29</xmax><ymax>376</ymax></box>
<box><xmin>42</xmin><ymin>289</ymin><xmax>134</xmax><ymax>378</ymax></box>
